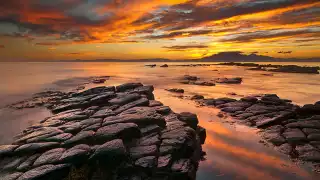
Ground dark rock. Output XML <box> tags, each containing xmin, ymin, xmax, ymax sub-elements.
<box><xmin>215</xmin><ymin>77</ymin><xmax>242</xmax><ymax>84</ymax></box>
<box><xmin>282</xmin><ymin>128</ymin><xmax>306</xmax><ymax>144</ymax></box>
<box><xmin>58</xmin><ymin>122</ymin><xmax>82</xmax><ymax>133</ymax></box>
<box><xmin>16</xmin><ymin>164</ymin><xmax>70</xmax><ymax>180</ymax></box>
<box><xmin>135</xmin><ymin>156</ymin><xmax>156</xmax><ymax>168</ymax></box>
<box><xmin>191</xmin><ymin>95</ymin><xmax>204</xmax><ymax>100</ymax></box>
<box><xmin>80</xmin><ymin>118</ymin><xmax>103</xmax><ymax>127</ymax></box>
<box><xmin>275</xmin><ymin>143</ymin><xmax>293</xmax><ymax>155</ymax></box>
<box><xmin>240</xmin><ymin>96</ymin><xmax>258</xmax><ymax>103</ymax></box>
<box><xmin>1</xmin><ymin>156</ymin><xmax>28</xmax><ymax>170</ymax></box>
<box><xmin>17</xmin><ymin>154</ymin><xmax>41</xmax><ymax>171</ymax></box>
<box><xmin>157</xmin><ymin>154</ymin><xmax>172</xmax><ymax>169</ymax></box>
<box><xmin>171</xmin><ymin>159</ymin><xmax>194</xmax><ymax>179</ymax></box>
<box><xmin>190</xmin><ymin>81</ymin><xmax>215</xmax><ymax>86</ymax></box>
<box><xmin>256</xmin><ymin>111</ymin><xmax>293</xmax><ymax>128</ymax></box>
<box><xmin>285</xmin><ymin>120</ymin><xmax>320</xmax><ymax>129</ymax></box>
<box><xmin>135</xmin><ymin>134</ymin><xmax>160</xmax><ymax>146</ymax></box>
<box><xmin>92</xmin><ymin>106</ymin><xmax>118</xmax><ymax>118</ymax></box>
<box><xmin>160</xmin><ymin>64</ymin><xmax>168</xmax><ymax>67</ymax></box>
<box><xmin>109</xmin><ymin>93</ymin><xmax>141</xmax><ymax>105</ymax></box>
<box><xmin>302</xmin><ymin>128</ymin><xmax>320</xmax><ymax>135</ymax></box>
<box><xmin>92</xmin><ymin>78</ymin><xmax>107</xmax><ymax>84</ymax></box>
<box><xmin>89</xmin><ymin>139</ymin><xmax>127</xmax><ymax>163</ymax></box>
<box><xmin>63</xmin><ymin>131</ymin><xmax>95</xmax><ymax>146</ymax></box>
<box><xmin>2</xmin><ymin>172</ymin><xmax>23</xmax><ymax>180</ymax></box>
<box><xmin>140</xmin><ymin>124</ymin><xmax>160</xmax><ymax>135</ymax></box>
<box><xmin>149</xmin><ymin>100</ymin><xmax>163</xmax><ymax>107</ymax></box>
<box><xmin>262</xmin><ymin>132</ymin><xmax>286</xmax><ymax>146</ymax></box>
<box><xmin>145</xmin><ymin>64</ymin><xmax>156</xmax><ymax>68</ymax></box>
<box><xmin>72</xmin><ymin>86</ymin><xmax>115</xmax><ymax>97</ymax></box>
<box><xmin>116</xmin><ymin>83</ymin><xmax>143</xmax><ymax>92</ymax></box>
<box><xmin>299</xmin><ymin>104</ymin><xmax>320</xmax><ymax>114</ymax></box>
<box><xmin>59</xmin><ymin>144</ymin><xmax>90</xmax><ymax>164</ymax></box>
<box><xmin>14</xmin><ymin>142</ymin><xmax>60</xmax><ymax>154</ymax></box>
<box><xmin>113</xmin><ymin>98</ymin><xmax>149</xmax><ymax>114</ymax></box>
<box><xmin>89</xmin><ymin>92</ymin><xmax>116</xmax><ymax>105</ymax></box>
<box><xmin>82</xmin><ymin>123</ymin><xmax>101</xmax><ymax>131</ymax></box>
<box><xmin>0</xmin><ymin>145</ymin><xmax>18</xmax><ymax>156</ymax></box>
<box><xmin>154</xmin><ymin>106</ymin><xmax>171</xmax><ymax>115</ymax></box>
<box><xmin>182</xmin><ymin>75</ymin><xmax>198</xmax><ymax>81</ymax></box>
<box><xmin>299</xmin><ymin>151</ymin><xmax>320</xmax><ymax>161</ymax></box>
<box><xmin>95</xmin><ymin>123</ymin><xmax>140</xmax><ymax>142</ymax></box>
<box><xmin>197</xmin><ymin>126</ymin><xmax>206</xmax><ymax>144</ymax></box>
<box><xmin>129</xmin><ymin>145</ymin><xmax>158</xmax><ymax>159</ymax></box>
<box><xmin>179</xmin><ymin>112</ymin><xmax>198</xmax><ymax>129</ymax></box>
<box><xmin>166</xmin><ymin>88</ymin><xmax>184</xmax><ymax>93</ymax></box>
<box><xmin>307</xmin><ymin>134</ymin><xmax>320</xmax><ymax>141</ymax></box>
<box><xmin>33</xmin><ymin>148</ymin><xmax>66</xmax><ymax>166</ymax></box>
<box><xmin>103</xmin><ymin>111</ymin><xmax>165</xmax><ymax>127</ymax></box>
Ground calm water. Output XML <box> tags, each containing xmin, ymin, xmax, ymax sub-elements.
<box><xmin>0</xmin><ymin>62</ymin><xmax>320</xmax><ymax>179</ymax></box>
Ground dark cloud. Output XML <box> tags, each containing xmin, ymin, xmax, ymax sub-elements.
<box><xmin>221</xmin><ymin>29</ymin><xmax>320</xmax><ymax>43</ymax></box>
<box><xmin>162</xmin><ymin>45</ymin><xmax>208</xmax><ymax>51</ymax></box>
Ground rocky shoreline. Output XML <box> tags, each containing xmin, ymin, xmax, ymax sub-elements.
<box><xmin>0</xmin><ymin>83</ymin><xmax>206</xmax><ymax>180</ymax></box>
<box><xmin>191</xmin><ymin>93</ymin><xmax>320</xmax><ymax>171</ymax></box>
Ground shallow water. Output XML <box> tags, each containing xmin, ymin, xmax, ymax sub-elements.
<box><xmin>0</xmin><ymin>62</ymin><xmax>320</xmax><ymax>179</ymax></box>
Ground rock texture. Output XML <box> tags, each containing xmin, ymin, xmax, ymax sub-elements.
<box><xmin>195</xmin><ymin>93</ymin><xmax>320</xmax><ymax>170</ymax></box>
<box><xmin>1</xmin><ymin>83</ymin><xmax>206</xmax><ymax>180</ymax></box>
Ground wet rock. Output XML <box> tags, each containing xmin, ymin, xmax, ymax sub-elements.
<box><xmin>89</xmin><ymin>92</ymin><xmax>116</xmax><ymax>105</ymax></box>
<box><xmin>17</xmin><ymin>164</ymin><xmax>70</xmax><ymax>180</ymax></box>
<box><xmin>92</xmin><ymin>78</ymin><xmax>107</xmax><ymax>84</ymax></box>
<box><xmin>82</xmin><ymin>123</ymin><xmax>101</xmax><ymax>131</ymax></box>
<box><xmin>203</xmin><ymin>98</ymin><xmax>237</xmax><ymax>106</ymax></box>
<box><xmin>33</xmin><ymin>148</ymin><xmax>66</xmax><ymax>166</ymax></box>
<box><xmin>299</xmin><ymin>151</ymin><xmax>320</xmax><ymax>161</ymax></box>
<box><xmin>59</xmin><ymin>122</ymin><xmax>82</xmax><ymax>133</ymax></box>
<box><xmin>116</xmin><ymin>83</ymin><xmax>143</xmax><ymax>92</ymax></box>
<box><xmin>285</xmin><ymin>120</ymin><xmax>320</xmax><ymax>129</ymax></box>
<box><xmin>256</xmin><ymin>111</ymin><xmax>293</xmax><ymax>128</ymax></box>
<box><xmin>92</xmin><ymin>106</ymin><xmax>118</xmax><ymax>118</ymax></box>
<box><xmin>95</xmin><ymin>123</ymin><xmax>140</xmax><ymax>142</ymax></box>
<box><xmin>160</xmin><ymin>64</ymin><xmax>168</xmax><ymax>67</ymax></box>
<box><xmin>179</xmin><ymin>112</ymin><xmax>198</xmax><ymax>129</ymax></box>
<box><xmin>262</xmin><ymin>132</ymin><xmax>286</xmax><ymax>146</ymax></box>
<box><xmin>17</xmin><ymin>154</ymin><xmax>41</xmax><ymax>171</ymax></box>
<box><xmin>63</xmin><ymin>131</ymin><xmax>95</xmax><ymax>146</ymax></box>
<box><xmin>89</xmin><ymin>139</ymin><xmax>127</xmax><ymax>163</ymax></box>
<box><xmin>275</xmin><ymin>143</ymin><xmax>293</xmax><ymax>155</ymax></box>
<box><xmin>197</xmin><ymin>126</ymin><xmax>206</xmax><ymax>144</ymax></box>
<box><xmin>191</xmin><ymin>81</ymin><xmax>215</xmax><ymax>86</ymax></box>
<box><xmin>135</xmin><ymin>134</ymin><xmax>160</xmax><ymax>146</ymax></box>
<box><xmin>191</xmin><ymin>95</ymin><xmax>204</xmax><ymax>100</ymax></box>
<box><xmin>73</xmin><ymin>86</ymin><xmax>115</xmax><ymax>97</ymax></box>
<box><xmin>135</xmin><ymin>156</ymin><xmax>156</xmax><ymax>168</ymax></box>
<box><xmin>282</xmin><ymin>128</ymin><xmax>306</xmax><ymax>144</ymax></box>
<box><xmin>182</xmin><ymin>75</ymin><xmax>198</xmax><ymax>81</ymax></box>
<box><xmin>0</xmin><ymin>145</ymin><xmax>18</xmax><ymax>156</ymax></box>
<box><xmin>1</xmin><ymin>156</ymin><xmax>28</xmax><ymax>170</ymax></box>
<box><xmin>302</xmin><ymin>128</ymin><xmax>320</xmax><ymax>135</ymax></box>
<box><xmin>299</xmin><ymin>104</ymin><xmax>320</xmax><ymax>114</ymax></box>
<box><xmin>145</xmin><ymin>64</ymin><xmax>156</xmax><ymax>68</ymax></box>
<box><xmin>59</xmin><ymin>144</ymin><xmax>90</xmax><ymax>164</ymax></box>
<box><xmin>80</xmin><ymin>118</ymin><xmax>103</xmax><ymax>127</ymax></box>
<box><xmin>154</xmin><ymin>106</ymin><xmax>171</xmax><ymax>115</ymax></box>
<box><xmin>307</xmin><ymin>134</ymin><xmax>320</xmax><ymax>141</ymax></box>
<box><xmin>129</xmin><ymin>145</ymin><xmax>158</xmax><ymax>159</ymax></box>
<box><xmin>166</xmin><ymin>88</ymin><xmax>184</xmax><ymax>93</ymax></box>
<box><xmin>109</xmin><ymin>93</ymin><xmax>141</xmax><ymax>106</ymax></box>
<box><xmin>14</xmin><ymin>142</ymin><xmax>59</xmax><ymax>154</ymax></box>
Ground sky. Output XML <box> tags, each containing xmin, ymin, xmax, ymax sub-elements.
<box><xmin>0</xmin><ymin>0</ymin><xmax>319</xmax><ymax>61</ymax></box>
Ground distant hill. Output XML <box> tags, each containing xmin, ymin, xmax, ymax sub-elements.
<box><xmin>198</xmin><ymin>51</ymin><xmax>320</xmax><ymax>62</ymax></box>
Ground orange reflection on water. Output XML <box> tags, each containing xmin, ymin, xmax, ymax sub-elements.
<box><xmin>203</xmin><ymin>134</ymin><xmax>311</xmax><ymax>179</ymax></box>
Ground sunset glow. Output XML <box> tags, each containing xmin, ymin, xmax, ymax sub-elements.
<box><xmin>0</xmin><ymin>0</ymin><xmax>319</xmax><ymax>61</ymax></box>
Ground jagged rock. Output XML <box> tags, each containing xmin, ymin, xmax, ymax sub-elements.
<box><xmin>179</xmin><ymin>112</ymin><xmax>198</xmax><ymax>129</ymax></box>
<box><xmin>135</xmin><ymin>134</ymin><xmax>160</xmax><ymax>146</ymax></box>
<box><xmin>262</xmin><ymin>132</ymin><xmax>286</xmax><ymax>146</ymax></box>
<box><xmin>17</xmin><ymin>164</ymin><xmax>70</xmax><ymax>180</ymax></box>
<box><xmin>135</xmin><ymin>156</ymin><xmax>156</xmax><ymax>168</ymax></box>
<box><xmin>0</xmin><ymin>145</ymin><xmax>18</xmax><ymax>156</ymax></box>
<box><xmin>285</xmin><ymin>120</ymin><xmax>320</xmax><ymax>129</ymax></box>
<box><xmin>14</xmin><ymin>142</ymin><xmax>59</xmax><ymax>154</ymax></box>
<box><xmin>17</xmin><ymin>154</ymin><xmax>41</xmax><ymax>171</ymax></box>
<box><xmin>72</xmin><ymin>86</ymin><xmax>115</xmax><ymax>97</ymax></box>
<box><xmin>92</xmin><ymin>106</ymin><xmax>118</xmax><ymax>118</ymax></box>
<box><xmin>256</xmin><ymin>111</ymin><xmax>293</xmax><ymax>128</ymax></box>
<box><xmin>299</xmin><ymin>151</ymin><xmax>320</xmax><ymax>161</ymax></box>
<box><xmin>129</xmin><ymin>145</ymin><xmax>158</xmax><ymax>159</ymax></box>
<box><xmin>154</xmin><ymin>106</ymin><xmax>171</xmax><ymax>115</ymax></box>
<box><xmin>299</xmin><ymin>104</ymin><xmax>320</xmax><ymax>114</ymax></box>
<box><xmin>1</xmin><ymin>156</ymin><xmax>28</xmax><ymax>170</ymax></box>
<box><xmin>89</xmin><ymin>92</ymin><xmax>115</xmax><ymax>105</ymax></box>
<box><xmin>109</xmin><ymin>93</ymin><xmax>141</xmax><ymax>105</ymax></box>
<box><xmin>59</xmin><ymin>144</ymin><xmax>90</xmax><ymax>164</ymax></box>
<box><xmin>171</xmin><ymin>159</ymin><xmax>194</xmax><ymax>179</ymax></box>
<box><xmin>33</xmin><ymin>148</ymin><xmax>66</xmax><ymax>166</ymax></box>
<box><xmin>282</xmin><ymin>128</ymin><xmax>306</xmax><ymax>144</ymax></box>
<box><xmin>275</xmin><ymin>143</ymin><xmax>293</xmax><ymax>155</ymax></box>
<box><xmin>95</xmin><ymin>123</ymin><xmax>140</xmax><ymax>142</ymax></box>
<box><xmin>116</xmin><ymin>83</ymin><xmax>143</xmax><ymax>92</ymax></box>
<box><xmin>89</xmin><ymin>139</ymin><xmax>127</xmax><ymax>163</ymax></box>
<box><xmin>157</xmin><ymin>154</ymin><xmax>172</xmax><ymax>169</ymax></box>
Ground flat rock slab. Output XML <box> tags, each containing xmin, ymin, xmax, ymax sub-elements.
<box><xmin>1</xmin><ymin>82</ymin><xmax>206</xmax><ymax>180</ymax></box>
